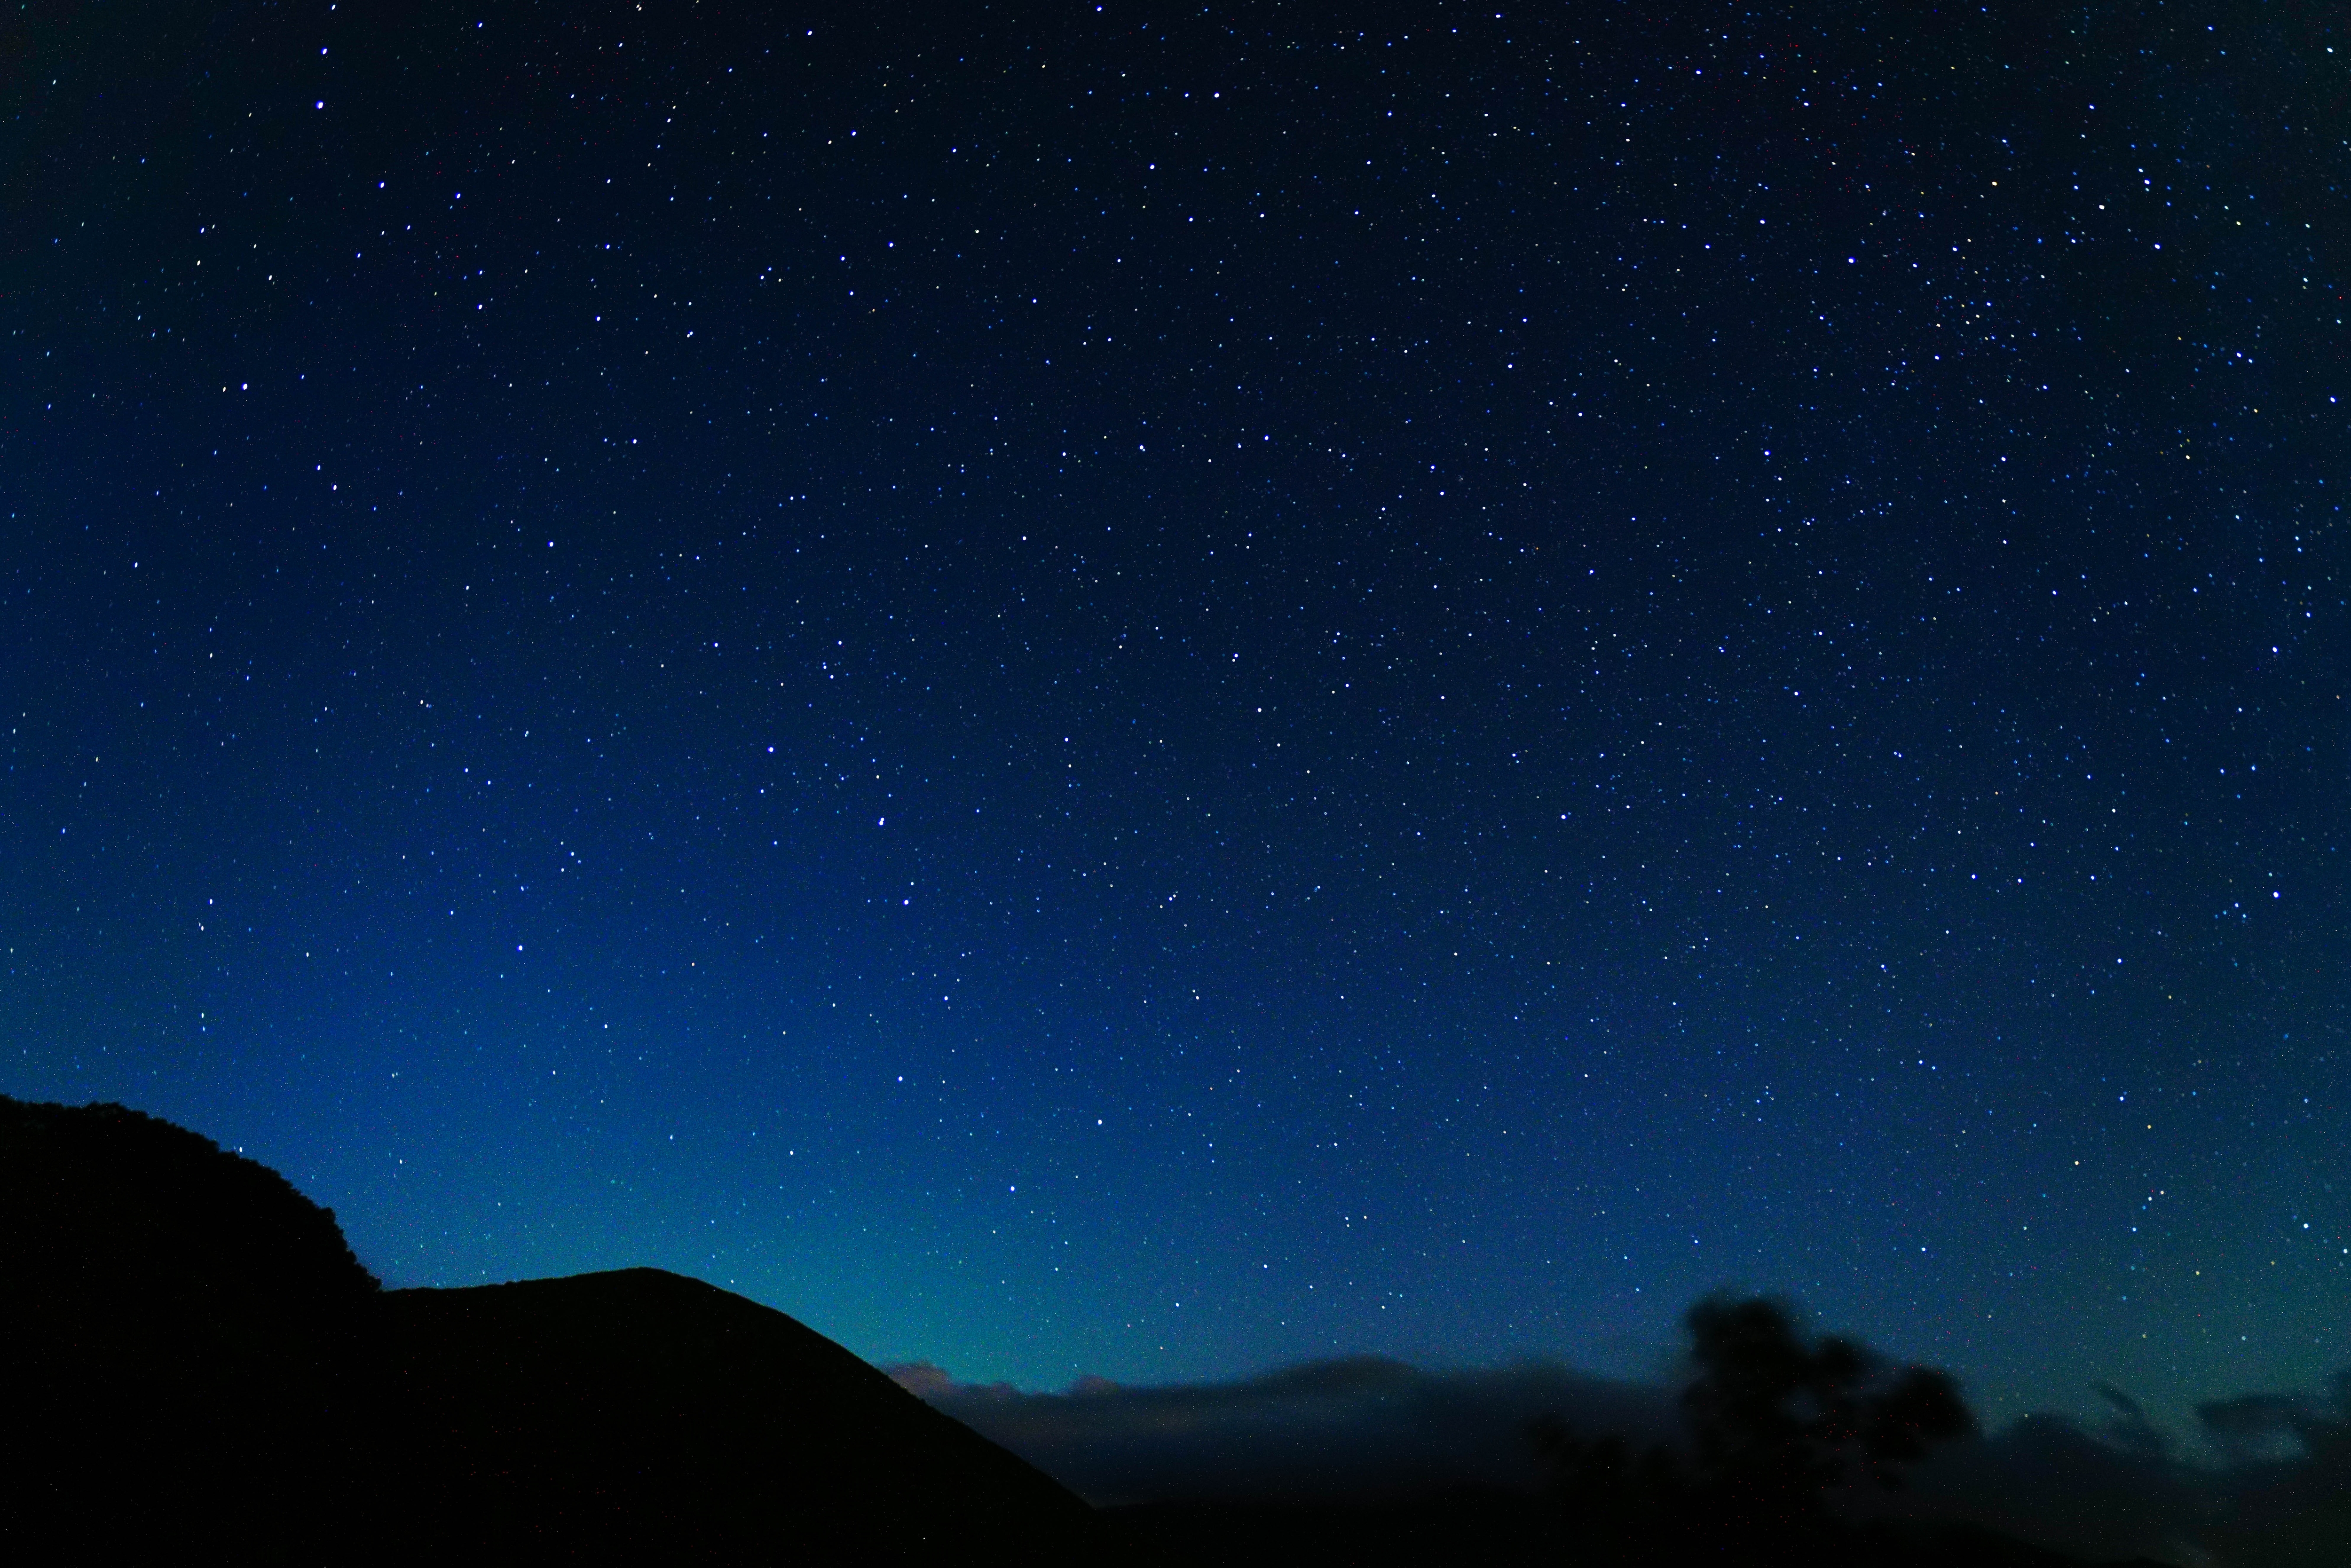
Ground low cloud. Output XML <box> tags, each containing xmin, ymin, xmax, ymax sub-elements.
<box><xmin>889</xmin><ymin>1356</ymin><xmax>1673</xmax><ymax>1507</ymax></box>
<box><xmin>894</xmin><ymin>1357</ymin><xmax>2351</xmax><ymax>1565</ymax></box>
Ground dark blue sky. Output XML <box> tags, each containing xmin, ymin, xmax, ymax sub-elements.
<box><xmin>5</xmin><ymin>0</ymin><xmax>2343</xmax><ymax>1431</ymax></box>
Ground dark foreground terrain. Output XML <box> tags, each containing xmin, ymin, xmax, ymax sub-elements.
<box><xmin>0</xmin><ymin>1095</ymin><xmax>1100</xmax><ymax>1563</ymax></box>
<box><xmin>1099</xmin><ymin>1496</ymin><xmax>2147</xmax><ymax>1568</ymax></box>
<box><xmin>1</xmin><ymin>1095</ymin><xmax>2162</xmax><ymax>1565</ymax></box>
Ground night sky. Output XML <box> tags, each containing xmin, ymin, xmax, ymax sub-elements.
<box><xmin>6</xmin><ymin>1</ymin><xmax>2344</xmax><ymax>1434</ymax></box>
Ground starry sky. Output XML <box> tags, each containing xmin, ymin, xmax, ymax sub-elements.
<box><xmin>5</xmin><ymin>0</ymin><xmax>2344</xmax><ymax>1434</ymax></box>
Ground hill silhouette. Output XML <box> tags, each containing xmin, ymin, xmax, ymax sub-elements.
<box><xmin>378</xmin><ymin>1268</ymin><xmax>1104</xmax><ymax>1561</ymax></box>
<box><xmin>0</xmin><ymin>1095</ymin><xmax>379</xmax><ymax>1560</ymax></box>
<box><xmin>5</xmin><ymin>1093</ymin><xmax>2222</xmax><ymax>1566</ymax></box>
<box><xmin>0</xmin><ymin>1095</ymin><xmax>1101</xmax><ymax>1564</ymax></box>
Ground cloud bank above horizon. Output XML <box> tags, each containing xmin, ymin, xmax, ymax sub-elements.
<box><xmin>891</xmin><ymin>1352</ymin><xmax>2347</xmax><ymax>1564</ymax></box>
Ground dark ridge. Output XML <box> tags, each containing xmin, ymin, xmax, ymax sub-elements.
<box><xmin>379</xmin><ymin>1267</ymin><xmax>1106</xmax><ymax>1563</ymax></box>
<box><xmin>0</xmin><ymin>1095</ymin><xmax>1104</xmax><ymax>1564</ymax></box>
<box><xmin>0</xmin><ymin>1095</ymin><xmax>380</xmax><ymax>1560</ymax></box>
<box><xmin>0</xmin><ymin>1094</ymin><xmax>379</xmax><ymax>1304</ymax></box>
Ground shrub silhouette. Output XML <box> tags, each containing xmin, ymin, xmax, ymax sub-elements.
<box><xmin>1540</xmin><ymin>1294</ymin><xmax>1975</xmax><ymax>1565</ymax></box>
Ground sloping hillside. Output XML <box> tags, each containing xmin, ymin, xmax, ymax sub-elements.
<box><xmin>0</xmin><ymin>1094</ymin><xmax>1104</xmax><ymax>1564</ymax></box>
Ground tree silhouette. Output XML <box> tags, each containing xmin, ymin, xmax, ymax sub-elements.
<box><xmin>1542</xmin><ymin>1295</ymin><xmax>1975</xmax><ymax>1565</ymax></box>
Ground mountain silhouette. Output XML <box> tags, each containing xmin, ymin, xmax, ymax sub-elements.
<box><xmin>0</xmin><ymin>1095</ymin><xmax>1101</xmax><ymax>1564</ymax></box>
<box><xmin>2</xmin><ymin>1093</ymin><xmax>2195</xmax><ymax>1567</ymax></box>
<box><xmin>0</xmin><ymin>1095</ymin><xmax>379</xmax><ymax>1560</ymax></box>
<box><xmin>377</xmin><ymin>1267</ymin><xmax>1105</xmax><ymax>1562</ymax></box>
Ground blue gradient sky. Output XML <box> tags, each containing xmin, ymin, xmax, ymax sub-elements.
<box><xmin>5</xmin><ymin>0</ymin><xmax>2344</xmax><ymax>1435</ymax></box>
